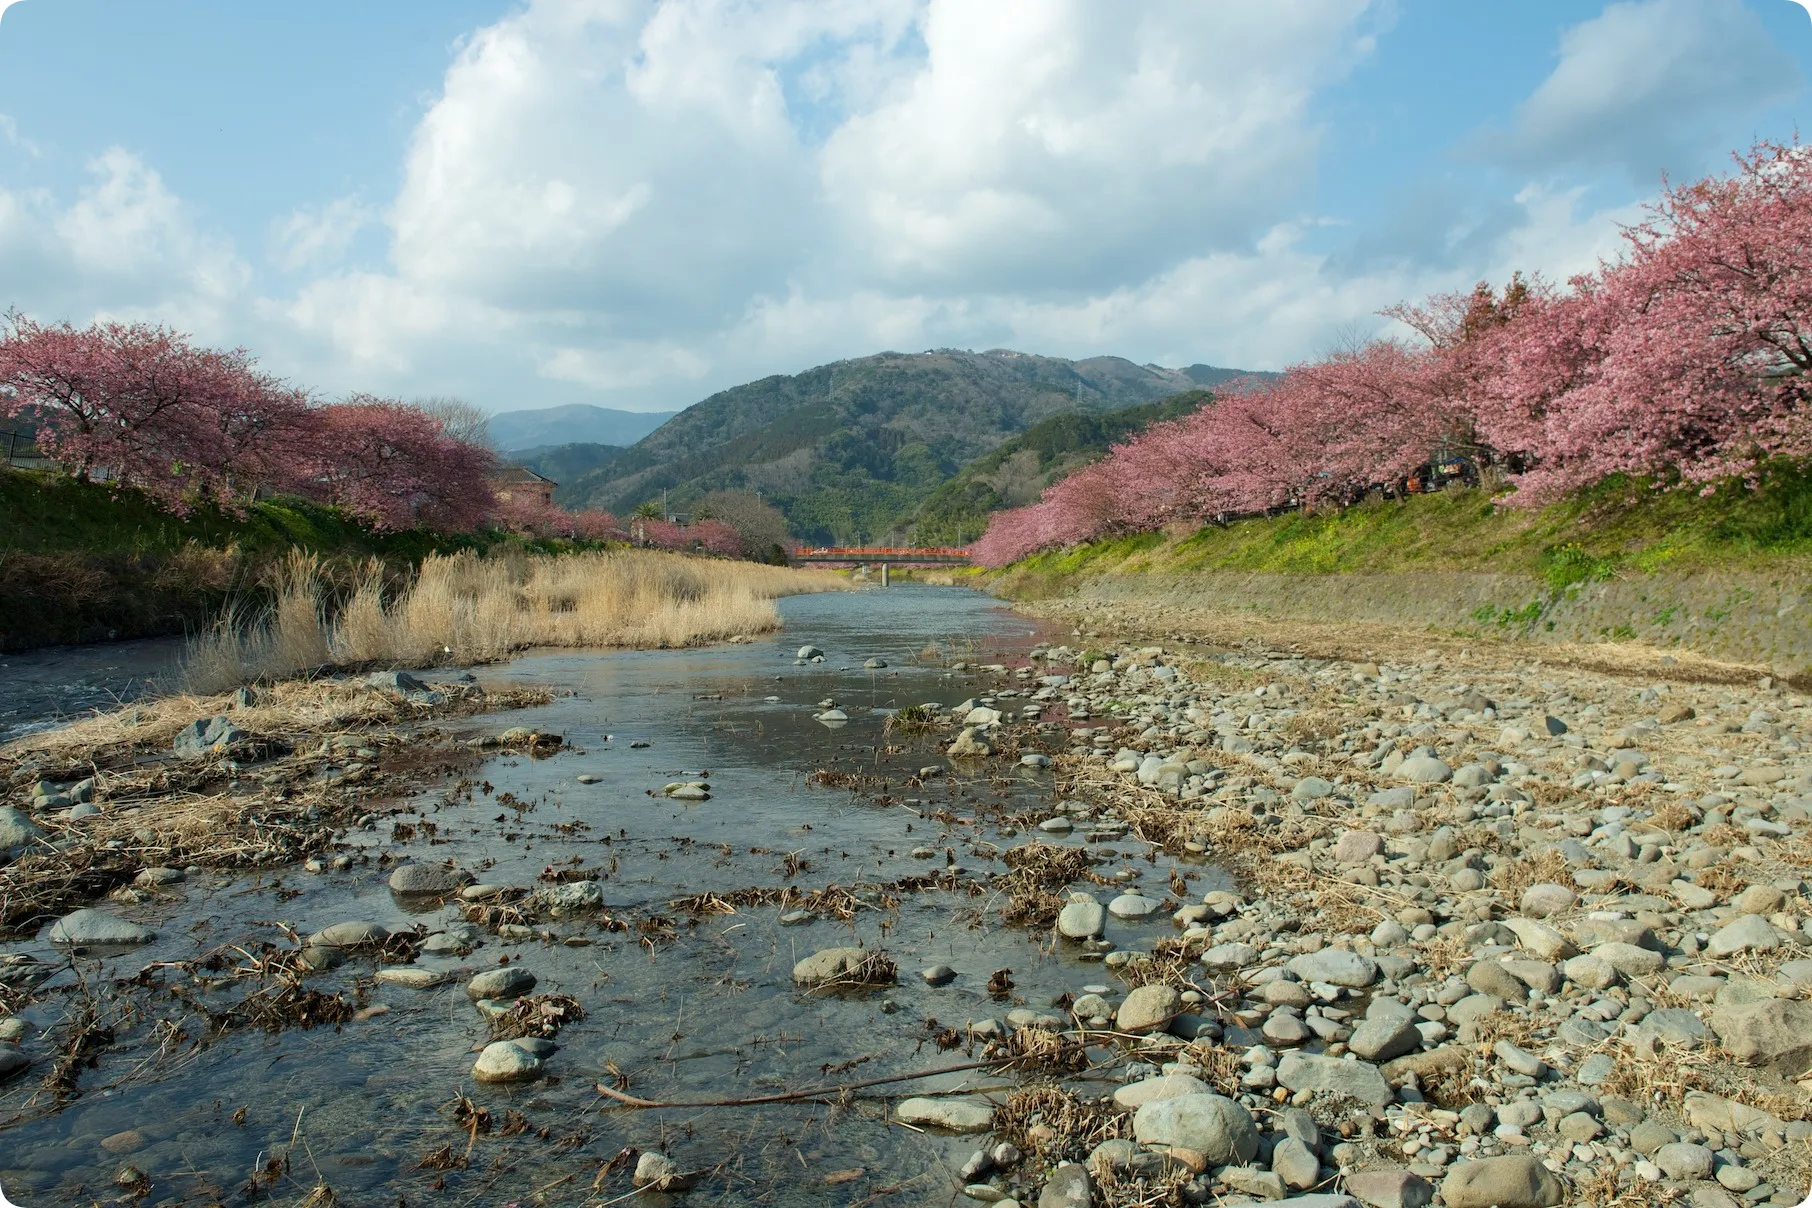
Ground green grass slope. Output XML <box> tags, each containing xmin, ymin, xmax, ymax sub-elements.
<box><xmin>990</xmin><ymin>467</ymin><xmax>1812</xmax><ymax>600</ymax></box>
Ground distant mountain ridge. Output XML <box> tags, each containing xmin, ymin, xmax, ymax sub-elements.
<box><xmin>488</xmin><ymin>404</ymin><xmax>677</xmax><ymax>453</ymax></box>
<box><xmin>551</xmin><ymin>349</ymin><xmax>1271</xmax><ymax>543</ymax></box>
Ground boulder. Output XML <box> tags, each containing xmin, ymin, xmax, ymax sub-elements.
<box><xmin>48</xmin><ymin>908</ymin><xmax>155</xmax><ymax>946</ymax></box>
<box><xmin>1706</xmin><ymin>914</ymin><xmax>1780</xmax><ymax>957</ymax></box>
<box><xmin>0</xmin><ymin>807</ymin><xmax>45</xmax><ymax>862</ymax></box>
<box><xmin>307</xmin><ymin>921</ymin><xmax>389</xmax><ymax>948</ymax></box>
<box><xmin>1038</xmin><ymin>1163</ymin><xmax>1092</xmax><ymax>1208</ymax></box>
<box><xmin>1438</xmin><ymin>1156</ymin><xmax>1564</xmax><ymax>1208</ymax></box>
<box><xmin>1334</xmin><ymin>830</ymin><xmax>1384</xmax><ymax>864</ymax></box>
<box><xmin>472</xmin><ymin>1040</ymin><xmax>543</xmax><ymax>1083</ymax></box>
<box><xmin>948</xmin><ymin>727</ymin><xmax>993</xmax><ymax>758</ymax></box>
<box><xmin>1056</xmin><ymin>899</ymin><xmax>1106</xmax><ymax>940</ymax></box>
<box><xmin>1710</xmin><ymin>999</ymin><xmax>1812</xmax><ymax>1074</ymax></box>
<box><xmin>466</xmin><ymin>968</ymin><xmax>537</xmax><ymax>1000</ymax></box>
<box><xmin>1131</xmin><ymin>1093</ymin><xmax>1259</xmax><ymax>1166</ymax></box>
<box><xmin>1275</xmin><ymin>1051</ymin><xmax>1392</xmax><ymax>1106</ymax></box>
<box><xmin>791</xmin><ymin>947</ymin><xmax>890</xmax><ymax>987</ymax></box>
<box><xmin>1116</xmin><ymin>985</ymin><xmax>1182</xmax><ymax>1034</ymax></box>
<box><xmin>1345</xmin><ymin>1170</ymin><xmax>1434</xmax><ymax>1208</ymax></box>
<box><xmin>388</xmin><ymin>864</ymin><xmax>475</xmax><ymax>895</ymax></box>
<box><xmin>894</xmin><ymin>1097</ymin><xmax>993</xmax><ymax>1132</ymax></box>
<box><xmin>1112</xmin><ymin>1074</ymin><xmax>1210</xmax><ymax>1110</ymax></box>
<box><xmin>1397</xmin><ymin>756</ymin><xmax>1452</xmax><ymax>784</ymax></box>
<box><xmin>172</xmin><ymin>716</ymin><xmax>249</xmax><ymax>759</ymax></box>
<box><xmin>1287</xmin><ymin>948</ymin><xmax>1378</xmax><ymax>988</ymax></box>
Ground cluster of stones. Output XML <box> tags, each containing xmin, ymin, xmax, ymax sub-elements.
<box><xmin>916</xmin><ymin>641</ymin><xmax>1812</xmax><ymax>1206</ymax></box>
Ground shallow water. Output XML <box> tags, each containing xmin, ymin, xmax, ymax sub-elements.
<box><xmin>0</xmin><ymin>636</ymin><xmax>185</xmax><ymax>743</ymax></box>
<box><xmin>0</xmin><ymin>587</ymin><xmax>1211</xmax><ymax>1206</ymax></box>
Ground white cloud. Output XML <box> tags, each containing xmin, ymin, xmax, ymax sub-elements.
<box><xmin>270</xmin><ymin>196</ymin><xmax>374</xmax><ymax>272</ymax></box>
<box><xmin>0</xmin><ymin>148</ymin><xmax>249</xmax><ymax>336</ymax></box>
<box><xmin>1496</xmin><ymin>0</ymin><xmax>1798</xmax><ymax>181</ymax></box>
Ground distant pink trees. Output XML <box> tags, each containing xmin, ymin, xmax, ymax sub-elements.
<box><xmin>974</xmin><ymin>138</ymin><xmax>1812</xmax><ymax>566</ymax></box>
<box><xmin>495</xmin><ymin>491</ymin><xmax>624</xmax><ymax>542</ymax></box>
<box><xmin>296</xmin><ymin>396</ymin><xmax>496</xmax><ymax>531</ymax></box>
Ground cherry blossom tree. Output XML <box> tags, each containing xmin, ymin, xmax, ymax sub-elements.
<box><xmin>0</xmin><ymin>313</ymin><xmax>309</xmax><ymax>511</ymax></box>
<box><xmin>298</xmin><ymin>397</ymin><xmax>496</xmax><ymax>531</ymax></box>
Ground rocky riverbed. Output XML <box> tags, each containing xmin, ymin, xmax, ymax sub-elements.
<box><xmin>0</xmin><ymin>586</ymin><xmax>1808</xmax><ymax>1207</ymax></box>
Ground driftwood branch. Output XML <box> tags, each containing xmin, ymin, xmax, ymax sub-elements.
<box><xmin>593</xmin><ymin>1055</ymin><xmax>1022</xmax><ymax>1109</ymax></box>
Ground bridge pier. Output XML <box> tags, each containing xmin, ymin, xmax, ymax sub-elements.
<box><xmin>881</xmin><ymin>562</ymin><xmax>889</xmax><ymax>588</ymax></box>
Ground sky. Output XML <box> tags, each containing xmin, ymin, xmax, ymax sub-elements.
<box><xmin>1</xmin><ymin>0</ymin><xmax>1810</xmax><ymax>416</ymax></box>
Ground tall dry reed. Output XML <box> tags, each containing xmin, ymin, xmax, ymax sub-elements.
<box><xmin>183</xmin><ymin>549</ymin><xmax>849</xmax><ymax>692</ymax></box>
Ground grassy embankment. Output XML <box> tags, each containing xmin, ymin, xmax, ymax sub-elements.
<box><xmin>0</xmin><ymin>468</ymin><xmax>713</xmax><ymax>651</ymax></box>
<box><xmin>986</xmin><ymin>469</ymin><xmax>1812</xmax><ymax>666</ymax></box>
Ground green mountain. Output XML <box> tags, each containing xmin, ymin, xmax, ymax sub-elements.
<box><xmin>908</xmin><ymin>391</ymin><xmax>1212</xmax><ymax>545</ymax></box>
<box><xmin>513</xmin><ymin>442</ymin><xmax>626</xmax><ymax>485</ymax></box>
<box><xmin>553</xmin><ymin>349</ymin><xmax>1262</xmax><ymax>544</ymax></box>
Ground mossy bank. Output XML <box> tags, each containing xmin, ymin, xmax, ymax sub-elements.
<box><xmin>987</xmin><ymin>472</ymin><xmax>1812</xmax><ymax>674</ymax></box>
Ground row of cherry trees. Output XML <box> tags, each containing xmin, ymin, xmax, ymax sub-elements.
<box><xmin>0</xmin><ymin>311</ymin><xmax>745</xmax><ymax>556</ymax></box>
<box><xmin>974</xmin><ymin>140</ymin><xmax>1812</xmax><ymax>567</ymax></box>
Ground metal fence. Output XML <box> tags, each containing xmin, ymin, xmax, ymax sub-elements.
<box><xmin>0</xmin><ymin>429</ymin><xmax>51</xmax><ymax>469</ymax></box>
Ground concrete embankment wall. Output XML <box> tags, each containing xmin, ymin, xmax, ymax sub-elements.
<box><xmin>1058</xmin><ymin>569</ymin><xmax>1810</xmax><ymax>671</ymax></box>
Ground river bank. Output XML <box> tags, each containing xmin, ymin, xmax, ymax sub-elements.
<box><xmin>1</xmin><ymin>585</ymin><xmax>1809</xmax><ymax>1207</ymax></box>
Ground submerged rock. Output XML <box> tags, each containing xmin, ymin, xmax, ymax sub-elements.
<box><xmin>472</xmin><ymin>1040</ymin><xmax>543</xmax><ymax>1083</ymax></box>
<box><xmin>48</xmin><ymin>908</ymin><xmax>155</xmax><ymax>946</ymax></box>
<box><xmin>894</xmin><ymin>1097</ymin><xmax>994</xmax><ymax>1132</ymax></box>
<box><xmin>388</xmin><ymin>864</ymin><xmax>475</xmax><ymax>895</ymax></box>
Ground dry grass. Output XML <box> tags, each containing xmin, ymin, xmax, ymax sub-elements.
<box><xmin>184</xmin><ymin>549</ymin><xmax>850</xmax><ymax>692</ymax></box>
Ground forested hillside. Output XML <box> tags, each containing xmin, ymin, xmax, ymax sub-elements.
<box><xmin>551</xmin><ymin>350</ymin><xmax>1260</xmax><ymax>544</ymax></box>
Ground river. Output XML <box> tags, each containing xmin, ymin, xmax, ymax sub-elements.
<box><xmin>0</xmin><ymin>585</ymin><xmax>1206</xmax><ymax>1206</ymax></box>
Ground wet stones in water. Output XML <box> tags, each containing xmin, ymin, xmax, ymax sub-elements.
<box><xmin>133</xmin><ymin>866</ymin><xmax>186</xmax><ymax>888</ymax></box>
<box><xmin>894</xmin><ymin>1097</ymin><xmax>994</xmax><ymax>1132</ymax></box>
<box><xmin>49</xmin><ymin>908</ymin><xmax>156</xmax><ymax>946</ymax></box>
<box><xmin>1020</xmin><ymin>753</ymin><xmax>1052</xmax><ymax>767</ymax></box>
<box><xmin>1037</xmin><ymin>817</ymin><xmax>1072</xmax><ymax>833</ymax></box>
<box><xmin>388</xmin><ymin>863</ymin><xmax>475</xmax><ymax>895</ymax></box>
<box><xmin>921</xmin><ymin>965</ymin><xmax>957</xmax><ymax>986</ymax></box>
<box><xmin>0</xmin><ymin>1043</ymin><xmax>28</xmax><ymax>1079</ymax></box>
<box><xmin>947</xmin><ymin>727</ymin><xmax>992</xmax><ymax>757</ymax></box>
<box><xmin>813</xmin><ymin>710</ymin><xmax>848</xmax><ymax>725</ymax></box>
<box><xmin>792</xmin><ymin>947</ymin><xmax>894</xmax><ymax>987</ymax></box>
<box><xmin>779</xmin><ymin>910</ymin><xmax>814</xmax><ymax>926</ymax></box>
<box><xmin>634</xmin><ymin>1151</ymin><xmax>695</xmax><ymax>1191</ymax></box>
<box><xmin>1107</xmin><ymin>893</ymin><xmax>1160</xmax><ymax>919</ymax></box>
<box><xmin>797</xmin><ymin>645</ymin><xmax>823</xmax><ymax>660</ymax></box>
<box><xmin>423</xmin><ymin>923</ymin><xmax>482</xmax><ymax>954</ymax></box>
<box><xmin>0</xmin><ymin>807</ymin><xmax>44</xmax><ymax>862</ymax></box>
<box><xmin>577</xmin><ymin>774</ymin><xmax>600</xmax><ymax>784</ymax></box>
<box><xmin>1117</xmin><ymin>985</ymin><xmax>1181</xmax><ymax>1034</ymax></box>
<box><xmin>472</xmin><ymin>1040</ymin><xmax>544</xmax><ymax>1083</ymax></box>
<box><xmin>307</xmin><ymin>921</ymin><xmax>389</xmax><ymax>948</ymax></box>
<box><xmin>863</xmin><ymin>657</ymin><xmax>887</xmax><ymax>669</ymax></box>
<box><xmin>172</xmin><ymin>715</ymin><xmax>249</xmax><ymax>759</ymax></box>
<box><xmin>1057</xmin><ymin>897</ymin><xmax>1105</xmax><ymax>940</ymax></box>
<box><xmin>663</xmin><ymin>781</ymin><xmax>711</xmax><ymax>800</ymax></box>
<box><xmin>467</xmin><ymin>967</ymin><xmax>537</xmax><ymax>1000</ymax></box>
<box><xmin>375</xmin><ymin>968</ymin><xmax>447</xmax><ymax>989</ymax></box>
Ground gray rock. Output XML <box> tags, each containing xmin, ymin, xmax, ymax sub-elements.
<box><xmin>1348</xmin><ymin>1014</ymin><xmax>1422</xmax><ymax>1063</ymax></box>
<box><xmin>388</xmin><ymin>864</ymin><xmax>475</xmax><ymax>895</ymax></box>
<box><xmin>472</xmin><ymin>1040</ymin><xmax>543</xmax><ymax>1083</ymax></box>
<box><xmin>1710</xmin><ymin>999</ymin><xmax>1812</xmax><ymax>1074</ymax></box>
<box><xmin>1591</xmin><ymin>942</ymin><xmax>1664</xmax><ymax>978</ymax></box>
<box><xmin>1271</xmin><ymin>1136</ymin><xmax>1320</xmax><ymax>1191</ymax></box>
<box><xmin>921</xmin><ymin>964</ymin><xmax>957</xmax><ymax>986</ymax></box>
<box><xmin>1292</xmin><ymin>776</ymin><xmax>1334</xmax><ymax>801</ymax></box>
<box><xmin>895</xmin><ymin>1097</ymin><xmax>994</xmax><ymax>1132</ymax></box>
<box><xmin>531</xmin><ymin>880</ymin><xmax>607</xmax><ymax>911</ymax></box>
<box><xmin>1131</xmin><ymin>1092</ymin><xmax>1258</xmax><ymax>1165</ymax></box>
<box><xmin>307</xmin><ymin>921</ymin><xmax>389</xmax><ymax>948</ymax></box>
<box><xmin>797</xmin><ymin>645</ymin><xmax>823</xmax><ymax>659</ymax></box>
<box><xmin>1275</xmin><ymin>1051</ymin><xmax>1392</xmax><ymax>1106</ymax></box>
<box><xmin>0</xmin><ymin>807</ymin><xmax>45</xmax><ymax>861</ymax></box>
<box><xmin>1288</xmin><ymin>948</ymin><xmax>1378</xmax><ymax>988</ymax></box>
<box><xmin>1344</xmin><ymin>1169</ymin><xmax>1434</xmax><ymax>1208</ymax></box>
<box><xmin>1438</xmin><ymin>1155</ymin><xmax>1564</xmax><ymax>1208</ymax></box>
<box><xmin>792</xmin><ymin>947</ymin><xmax>890</xmax><ymax>987</ymax></box>
<box><xmin>1706</xmin><ymin>914</ymin><xmax>1780</xmax><ymax>958</ymax></box>
<box><xmin>1112</xmin><ymin>1074</ymin><xmax>1210</xmax><ymax>1109</ymax></box>
<box><xmin>1630</xmin><ymin>1120</ymin><xmax>1676</xmax><ymax>1154</ymax></box>
<box><xmin>1038</xmin><ymin>1163</ymin><xmax>1092</xmax><ymax>1208</ymax></box>
<box><xmin>1223</xmin><ymin>1168</ymin><xmax>1286</xmax><ymax>1200</ymax></box>
<box><xmin>1334</xmin><ymin>830</ymin><xmax>1384</xmax><ymax>864</ymax></box>
<box><xmin>1107</xmin><ymin>893</ymin><xmax>1161</xmax><ymax>919</ymax></box>
<box><xmin>1398</xmin><ymin>756</ymin><xmax>1452</xmax><ymax>784</ymax></box>
<box><xmin>1116</xmin><ymin>985</ymin><xmax>1182</xmax><ymax>1034</ymax></box>
<box><xmin>466</xmin><ymin>968</ymin><xmax>536</xmax><ymax>1000</ymax></box>
<box><xmin>1653</xmin><ymin>1141</ymin><xmax>1714</xmax><ymax>1181</ymax></box>
<box><xmin>1057</xmin><ymin>899</ymin><xmax>1106</xmax><ymax>939</ymax></box>
<box><xmin>48</xmin><ymin>908</ymin><xmax>155</xmax><ymax>946</ymax></box>
<box><xmin>1636</xmin><ymin>1007</ymin><xmax>1707</xmax><ymax>1050</ymax></box>
<box><xmin>1519</xmin><ymin>883</ymin><xmax>1576</xmax><ymax>918</ymax></box>
<box><xmin>633</xmin><ymin>1152</ymin><xmax>683</xmax><ymax>1191</ymax></box>
<box><xmin>172</xmin><ymin>715</ymin><xmax>249</xmax><ymax>758</ymax></box>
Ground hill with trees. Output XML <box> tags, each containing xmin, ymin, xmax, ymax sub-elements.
<box><xmin>553</xmin><ymin>350</ymin><xmax>1263</xmax><ymax>544</ymax></box>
